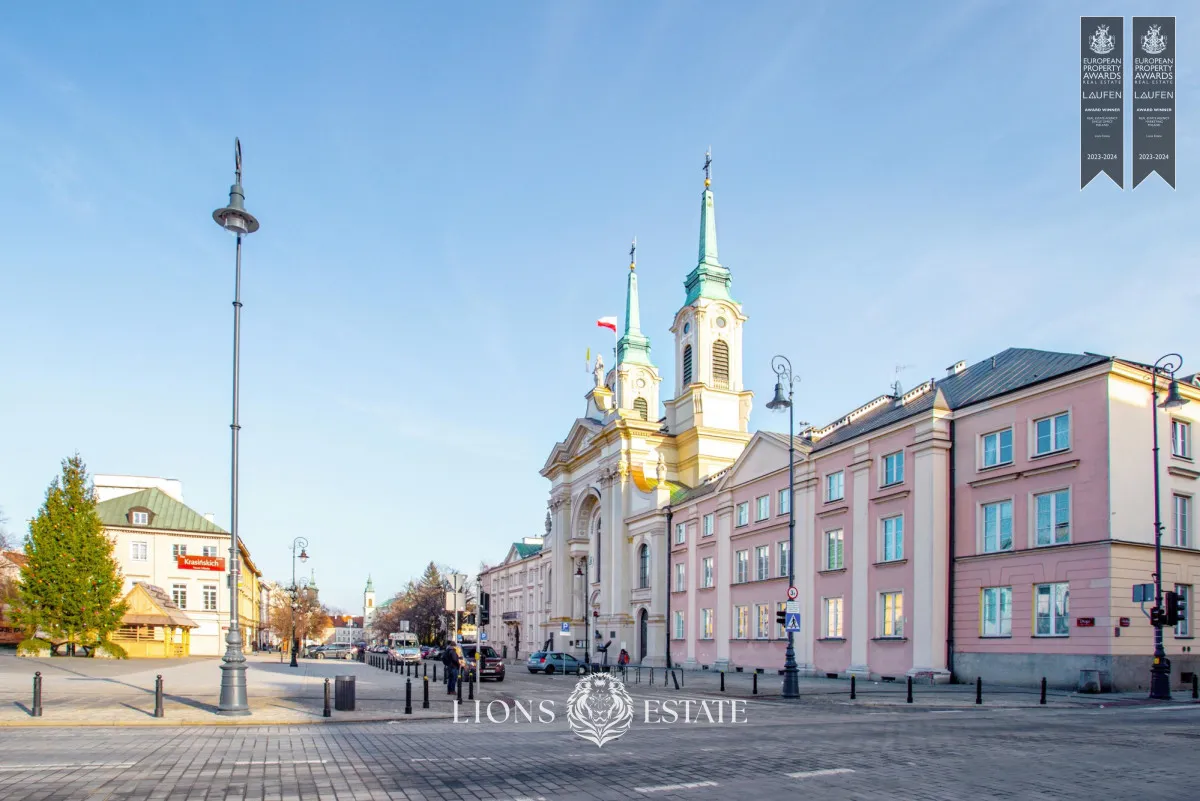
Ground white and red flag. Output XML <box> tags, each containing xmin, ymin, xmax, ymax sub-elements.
<box><xmin>596</xmin><ymin>316</ymin><xmax>617</xmax><ymax>332</ymax></box>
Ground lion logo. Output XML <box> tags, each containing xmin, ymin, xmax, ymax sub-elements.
<box><xmin>566</xmin><ymin>673</ymin><xmax>634</xmax><ymax>748</ymax></box>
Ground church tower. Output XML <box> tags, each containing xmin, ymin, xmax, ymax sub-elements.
<box><xmin>663</xmin><ymin>150</ymin><xmax>752</xmax><ymax>486</ymax></box>
<box><xmin>615</xmin><ymin>238</ymin><xmax>662</xmax><ymax>422</ymax></box>
<box><xmin>363</xmin><ymin>575</ymin><xmax>376</xmax><ymax>631</ymax></box>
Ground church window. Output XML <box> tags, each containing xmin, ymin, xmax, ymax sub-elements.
<box><xmin>594</xmin><ymin>516</ymin><xmax>602</xmax><ymax>582</ymax></box>
<box><xmin>638</xmin><ymin>544</ymin><xmax>651</xmax><ymax>589</ymax></box>
<box><xmin>633</xmin><ymin>397</ymin><xmax>649</xmax><ymax>420</ymax></box>
<box><xmin>682</xmin><ymin>345</ymin><xmax>693</xmax><ymax>385</ymax></box>
<box><xmin>712</xmin><ymin>340</ymin><xmax>730</xmax><ymax>389</ymax></box>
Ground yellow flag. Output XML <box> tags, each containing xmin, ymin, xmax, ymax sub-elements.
<box><xmin>586</xmin><ymin>347</ymin><xmax>591</xmax><ymax>366</ymax></box>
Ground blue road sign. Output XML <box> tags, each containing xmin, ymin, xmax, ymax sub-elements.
<box><xmin>456</xmin><ymin>634</ymin><xmax>463</xmax><ymax>642</ymax></box>
<box><xmin>480</xmin><ymin>631</ymin><xmax>488</xmax><ymax>642</ymax></box>
<box><xmin>785</xmin><ymin>613</ymin><xmax>802</xmax><ymax>633</ymax></box>
<box><xmin>561</xmin><ymin>621</ymin><xmax>570</xmax><ymax>634</ymax></box>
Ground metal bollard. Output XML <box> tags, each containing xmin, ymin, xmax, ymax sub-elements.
<box><xmin>424</xmin><ymin>662</ymin><xmax>428</xmax><ymax>678</ymax></box>
<box><xmin>906</xmin><ymin>676</ymin><xmax>913</xmax><ymax>703</ymax></box>
<box><xmin>32</xmin><ymin>671</ymin><xmax>43</xmax><ymax>717</ymax></box>
<box><xmin>434</xmin><ymin>664</ymin><xmax>438</xmax><ymax>683</ymax></box>
<box><xmin>672</xmin><ymin>670</ymin><xmax>680</xmax><ymax>691</ymax></box>
<box><xmin>720</xmin><ymin>671</ymin><xmax>725</xmax><ymax>692</ymax></box>
<box><xmin>155</xmin><ymin>674</ymin><xmax>165</xmax><ymax>718</ymax></box>
<box><xmin>650</xmin><ymin>668</ymin><xmax>654</xmax><ymax>686</ymax></box>
<box><xmin>752</xmin><ymin>672</ymin><xmax>758</xmax><ymax>695</ymax></box>
<box><xmin>850</xmin><ymin>675</ymin><xmax>856</xmax><ymax>700</ymax></box>
<box><xmin>456</xmin><ymin>674</ymin><xmax>463</xmax><ymax>703</ymax></box>
<box><xmin>468</xmin><ymin>673</ymin><xmax>475</xmax><ymax>701</ymax></box>
<box><xmin>405</xmin><ymin>679</ymin><xmax>412</xmax><ymax>715</ymax></box>
<box><xmin>1040</xmin><ymin>677</ymin><xmax>1047</xmax><ymax>705</ymax></box>
<box><xmin>324</xmin><ymin>678</ymin><xmax>332</xmax><ymax>718</ymax></box>
<box><xmin>975</xmin><ymin>677</ymin><xmax>982</xmax><ymax>705</ymax></box>
<box><xmin>423</xmin><ymin>676</ymin><xmax>430</xmax><ymax>709</ymax></box>
<box><xmin>1193</xmin><ymin>674</ymin><xmax>1198</xmax><ymax>700</ymax></box>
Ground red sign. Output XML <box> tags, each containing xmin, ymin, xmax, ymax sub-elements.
<box><xmin>1120</xmin><ymin>617</ymin><xmax>1131</xmax><ymax>627</ymax></box>
<box><xmin>787</xmin><ymin>586</ymin><xmax>799</xmax><ymax>600</ymax></box>
<box><xmin>1076</xmin><ymin>617</ymin><xmax>1095</xmax><ymax>627</ymax></box>
<box><xmin>178</xmin><ymin>555</ymin><xmax>225</xmax><ymax>571</ymax></box>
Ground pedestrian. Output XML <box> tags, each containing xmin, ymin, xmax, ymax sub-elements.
<box><xmin>443</xmin><ymin>638</ymin><xmax>463</xmax><ymax>695</ymax></box>
<box><xmin>618</xmin><ymin>648</ymin><xmax>630</xmax><ymax>666</ymax></box>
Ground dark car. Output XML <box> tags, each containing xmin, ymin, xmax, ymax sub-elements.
<box><xmin>462</xmin><ymin>644</ymin><xmax>505</xmax><ymax>682</ymax></box>
<box><xmin>311</xmin><ymin>643</ymin><xmax>354</xmax><ymax>660</ymax></box>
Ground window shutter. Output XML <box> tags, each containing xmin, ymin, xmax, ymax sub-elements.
<box><xmin>633</xmin><ymin>397</ymin><xmax>649</xmax><ymax>420</ymax></box>
<box><xmin>682</xmin><ymin>345</ymin><xmax>693</xmax><ymax>385</ymax></box>
<box><xmin>712</xmin><ymin>340</ymin><xmax>730</xmax><ymax>389</ymax></box>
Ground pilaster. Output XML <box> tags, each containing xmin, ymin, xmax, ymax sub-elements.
<box><xmin>909</xmin><ymin>413</ymin><xmax>952</xmax><ymax>681</ymax></box>
<box><xmin>848</xmin><ymin>445</ymin><xmax>871</xmax><ymax>677</ymax></box>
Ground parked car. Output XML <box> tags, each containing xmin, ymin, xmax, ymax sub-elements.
<box><xmin>462</xmin><ymin>644</ymin><xmax>505</xmax><ymax>682</ymax></box>
<box><xmin>424</xmin><ymin>646</ymin><xmax>442</xmax><ymax>660</ymax></box>
<box><xmin>527</xmin><ymin>651</ymin><xmax>585</xmax><ymax>675</ymax></box>
<box><xmin>312</xmin><ymin>643</ymin><xmax>354</xmax><ymax>660</ymax></box>
<box><xmin>389</xmin><ymin>645</ymin><xmax>422</xmax><ymax>664</ymax></box>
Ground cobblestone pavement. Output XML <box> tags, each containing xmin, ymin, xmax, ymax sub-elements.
<box><xmin>0</xmin><ymin>695</ymin><xmax>1197</xmax><ymax>799</ymax></box>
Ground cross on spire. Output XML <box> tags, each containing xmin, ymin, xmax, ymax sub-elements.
<box><xmin>629</xmin><ymin>236</ymin><xmax>637</xmax><ymax>270</ymax></box>
<box><xmin>703</xmin><ymin>147</ymin><xmax>712</xmax><ymax>187</ymax></box>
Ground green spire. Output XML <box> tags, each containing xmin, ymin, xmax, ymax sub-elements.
<box><xmin>684</xmin><ymin>149</ymin><xmax>733</xmax><ymax>305</ymax></box>
<box><xmin>308</xmin><ymin>569</ymin><xmax>318</xmax><ymax>592</ymax></box>
<box><xmin>365</xmin><ymin>575</ymin><xmax>374</xmax><ymax>593</ymax></box>
<box><xmin>618</xmin><ymin>237</ymin><xmax>654</xmax><ymax>367</ymax></box>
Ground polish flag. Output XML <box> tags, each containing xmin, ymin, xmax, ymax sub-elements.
<box><xmin>597</xmin><ymin>316</ymin><xmax>618</xmax><ymax>332</ymax></box>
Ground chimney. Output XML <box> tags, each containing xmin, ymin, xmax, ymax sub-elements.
<box><xmin>204</xmin><ymin>513</ymin><xmax>215</xmax><ymax>523</ymax></box>
<box><xmin>946</xmin><ymin>360</ymin><xmax>967</xmax><ymax>376</ymax></box>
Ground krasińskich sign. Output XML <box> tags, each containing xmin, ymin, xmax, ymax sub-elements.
<box><xmin>177</xmin><ymin>555</ymin><xmax>225</xmax><ymax>571</ymax></box>
<box><xmin>1081</xmin><ymin>16</ymin><xmax>1124</xmax><ymax>188</ymax></box>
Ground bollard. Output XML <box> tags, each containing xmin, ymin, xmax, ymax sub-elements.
<box><xmin>752</xmin><ymin>672</ymin><xmax>758</xmax><ymax>695</ymax></box>
<box><xmin>324</xmin><ymin>678</ymin><xmax>332</xmax><ymax>718</ymax></box>
<box><xmin>456</xmin><ymin>674</ymin><xmax>463</xmax><ymax>704</ymax></box>
<box><xmin>1193</xmin><ymin>674</ymin><xmax>1198</xmax><ymax>701</ymax></box>
<box><xmin>405</xmin><ymin>679</ymin><xmax>412</xmax><ymax>715</ymax></box>
<box><xmin>434</xmin><ymin>664</ymin><xmax>438</xmax><ymax>683</ymax></box>
<box><xmin>1040</xmin><ymin>677</ymin><xmax>1047</xmax><ymax>705</ymax></box>
<box><xmin>975</xmin><ymin>677</ymin><xmax>982</xmax><ymax>705</ymax></box>
<box><xmin>468</xmin><ymin>673</ymin><xmax>475</xmax><ymax>701</ymax></box>
<box><xmin>423</xmin><ymin>676</ymin><xmax>430</xmax><ymax>709</ymax></box>
<box><xmin>720</xmin><ymin>671</ymin><xmax>725</xmax><ymax>692</ymax></box>
<box><xmin>32</xmin><ymin>671</ymin><xmax>42</xmax><ymax>717</ymax></box>
<box><xmin>424</xmin><ymin>662</ymin><xmax>428</xmax><ymax>678</ymax></box>
<box><xmin>154</xmin><ymin>675</ymin><xmax>165</xmax><ymax>718</ymax></box>
<box><xmin>906</xmin><ymin>676</ymin><xmax>913</xmax><ymax>703</ymax></box>
<box><xmin>672</xmin><ymin>670</ymin><xmax>680</xmax><ymax>691</ymax></box>
<box><xmin>850</xmin><ymin>675</ymin><xmax>856</xmax><ymax>700</ymax></box>
<box><xmin>650</xmin><ymin>668</ymin><xmax>654</xmax><ymax>686</ymax></box>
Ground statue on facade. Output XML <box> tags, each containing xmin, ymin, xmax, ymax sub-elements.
<box><xmin>656</xmin><ymin>453</ymin><xmax>667</xmax><ymax>483</ymax></box>
<box><xmin>544</xmin><ymin>509</ymin><xmax>552</xmax><ymax>538</ymax></box>
<box><xmin>593</xmin><ymin>354</ymin><xmax>605</xmax><ymax>388</ymax></box>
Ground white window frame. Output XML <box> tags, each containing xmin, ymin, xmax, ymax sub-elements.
<box><xmin>736</xmin><ymin>502</ymin><xmax>750</xmax><ymax>527</ymax></box>
<box><xmin>202</xmin><ymin>545</ymin><xmax>218</xmax><ymax>558</ymax></box>
<box><xmin>1175</xmin><ymin>584</ymin><xmax>1191</xmax><ymax>638</ymax></box>
<box><xmin>1172</xmin><ymin>419</ymin><xmax>1192</xmax><ymax>459</ymax></box>
<box><xmin>673</xmin><ymin>562</ymin><xmax>686</xmax><ymax>592</ymax></box>
<box><xmin>882</xmin><ymin>451</ymin><xmax>904</xmax><ymax>486</ymax></box>
<box><xmin>777</xmin><ymin>540</ymin><xmax>790</xmax><ymax>578</ymax></box>
<box><xmin>203</xmin><ymin>584</ymin><xmax>218</xmax><ymax>612</ymax></box>
<box><xmin>881</xmin><ymin>515</ymin><xmax>903</xmax><ymax>562</ymax></box>
<box><xmin>755</xmin><ymin>545</ymin><xmax>769</xmax><ymax>581</ymax></box>
<box><xmin>1034</xmin><ymin>582</ymin><xmax>1070</xmax><ymax>637</ymax></box>
<box><xmin>826</xmin><ymin>471</ymin><xmax>845</xmax><ymax>502</ymax></box>
<box><xmin>823</xmin><ymin>597</ymin><xmax>843</xmax><ymax>638</ymax></box>
<box><xmin>824</xmin><ymin>529</ymin><xmax>844</xmax><ymax>570</ymax></box>
<box><xmin>130</xmin><ymin>541</ymin><xmax>148</xmax><ymax>562</ymax></box>
<box><xmin>981</xmin><ymin>499</ymin><xmax>1014</xmax><ymax>553</ymax></box>
<box><xmin>703</xmin><ymin>513</ymin><xmax>714</xmax><ymax>537</ymax></box>
<box><xmin>1176</xmin><ymin>494</ymin><xmax>1192</xmax><ymax>548</ymax></box>
<box><xmin>778</xmin><ymin>488</ymin><xmax>791</xmax><ymax>516</ymax></box>
<box><xmin>755</xmin><ymin>604</ymin><xmax>770</xmax><ymax>639</ymax></box>
<box><xmin>171</xmin><ymin>584</ymin><xmax>187</xmax><ymax>609</ymax></box>
<box><xmin>981</xmin><ymin>427</ymin><xmax>1014</xmax><ymax>468</ymax></box>
<box><xmin>132</xmin><ymin>510</ymin><xmax>149</xmax><ymax>526</ymax></box>
<box><xmin>1034</xmin><ymin>488</ymin><xmax>1071</xmax><ymax>546</ymax></box>
<box><xmin>701</xmin><ymin>608</ymin><xmax>713</xmax><ymax>640</ymax></box>
<box><xmin>673</xmin><ymin>610</ymin><xmax>685</xmax><ymax>640</ymax></box>
<box><xmin>734</xmin><ymin>550</ymin><xmax>749</xmax><ymax>584</ymax></box>
<box><xmin>734</xmin><ymin>605</ymin><xmax>750</xmax><ymax>639</ymax></box>
<box><xmin>981</xmin><ymin>586</ymin><xmax>1012</xmax><ymax>637</ymax></box>
<box><xmin>755</xmin><ymin>495</ymin><xmax>770</xmax><ymax>521</ymax></box>
<box><xmin>674</xmin><ymin>522</ymin><xmax>686</xmax><ymax>545</ymax></box>
<box><xmin>1033</xmin><ymin>412</ymin><xmax>1070</xmax><ymax>456</ymax></box>
<box><xmin>880</xmin><ymin>591</ymin><xmax>904</xmax><ymax>638</ymax></box>
<box><xmin>702</xmin><ymin>557</ymin><xmax>714</xmax><ymax>588</ymax></box>
<box><xmin>172</xmin><ymin>544</ymin><xmax>187</xmax><ymax>559</ymax></box>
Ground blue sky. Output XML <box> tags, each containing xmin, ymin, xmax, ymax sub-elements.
<box><xmin>0</xmin><ymin>2</ymin><xmax>1196</xmax><ymax>612</ymax></box>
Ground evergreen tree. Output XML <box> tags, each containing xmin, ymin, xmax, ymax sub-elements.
<box><xmin>12</xmin><ymin>455</ymin><xmax>127</xmax><ymax>652</ymax></box>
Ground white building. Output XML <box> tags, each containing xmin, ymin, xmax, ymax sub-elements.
<box><xmin>479</xmin><ymin>536</ymin><xmax>546</xmax><ymax>658</ymax></box>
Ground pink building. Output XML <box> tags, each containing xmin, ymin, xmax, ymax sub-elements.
<box><xmin>666</xmin><ymin>348</ymin><xmax>1200</xmax><ymax>690</ymax></box>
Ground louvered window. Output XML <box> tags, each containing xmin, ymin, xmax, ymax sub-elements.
<box><xmin>712</xmin><ymin>340</ymin><xmax>730</xmax><ymax>389</ymax></box>
<box><xmin>633</xmin><ymin>397</ymin><xmax>649</xmax><ymax>420</ymax></box>
<box><xmin>682</xmin><ymin>345</ymin><xmax>693</xmax><ymax>385</ymax></box>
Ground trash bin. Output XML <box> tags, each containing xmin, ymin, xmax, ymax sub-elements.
<box><xmin>334</xmin><ymin>675</ymin><xmax>356</xmax><ymax>711</ymax></box>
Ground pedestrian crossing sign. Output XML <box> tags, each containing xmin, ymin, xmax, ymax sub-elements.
<box><xmin>785</xmin><ymin>613</ymin><xmax>801</xmax><ymax>633</ymax></box>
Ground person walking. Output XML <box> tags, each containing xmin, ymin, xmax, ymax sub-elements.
<box><xmin>443</xmin><ymin>638</ymin><xmax>464</xmax><ymax>695</ymax></box>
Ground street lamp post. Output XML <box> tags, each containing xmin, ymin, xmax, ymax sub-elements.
<box><xmin>213</xmin><ymin>139</ymin><xmax>260</xmax><ymax>715</ymax></box>
<box><xmin>767</xmin><ymin>355</ymin><xmax>801</xmax><ymax>699</ymax></box>
<box><xmin>1149</xmin><ymin>353</ymin><xmax>1189</xmax><ymax>701</ymax></box>
<box><xmin>289</xmin><ymin>537</ymin><xmax>310</xmax><ymax>668</ymax></box>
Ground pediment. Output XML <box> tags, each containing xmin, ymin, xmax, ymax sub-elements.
<box><xmin>716</xmin><ymin>430</ymin><xmax>808</xmax><ymax>490</ymax></box>
<box><xmin>541</xmin><ymin>418</ymin><xmax>604</xmax><ymax>474</ymax></box>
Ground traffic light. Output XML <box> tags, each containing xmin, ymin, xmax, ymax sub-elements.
<box><xmin>479</xmin><ymin>591</ymin><xmax>491</xmax><ymax>626</ymax></box>
<box><xmin>776</xmin><ymin>609</ymin><xmax>787</xmax><ymax>627</ymax></box>
<box><xmin>1151</xmin><ymin>606</ymin><xmax>1165</xmax><ymax>627</ymax></box>
<box><xmin>1165</xmin><ymin>590</ymin><xmax>1185</xmax><ymax>627</ymax></box>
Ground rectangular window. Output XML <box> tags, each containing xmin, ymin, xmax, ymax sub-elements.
<box><xmin>755</xmin><ymin>604</ymin><xmax>770</xmax><ymax>639</ymax></box>
<box><xmin>674</xmin><ymin>562</ymin><xmax>686</xmax><ymax>592</ymax></box>
<box><xmin>824</xmin><ymin>597</ymin><xmax>843</xmax><ymax>638</ymax></box>
<box><xmin>881</xmin><ymin>516</ymin><xmax>903</xmax><ymax>561</ymax></box>
<box><xmin>826</xmin><ymin>471</ymin><xmax>845</xmax><ymax>502</ymax></box>
<box><xmin>880</xmin><ymin>591</ymin><xmax>904</xmax><ymax>637</ymax></box>
<box><xmin>882</xmin><ymin>451</ymin><xmax>904</xmax><ymax>486</ymax></box>
<box><xmin>132</xmin><ymin>510</ymin><xmax>149</xmax><ymax>526</ymax></box>
<box><xmin>778</xmin><ymin>488</ymin><xmax>791</xmax><ymax>515</ymax></box>
<box><xmin>755</xmin><ymin>546</ymin><xmax>769</xmax><ymax>581</ymax></box>
<box><xmin>1175</xmin><ymin>584</ymin><xmax>1191</xmax><ymax>638</ymax></box>
<box><xmin>702</xmin><ymin>557</ymin><xmax>714</xmax><ymax>588</ymax></box>
<box><xmin>203</xmin><ymin>585</ymin><xmax>218</xmax><ymax>611</ymax></box>
<box><xmin>982</xmin><ymin>500</ymin><xmax>1013</xmax><ymax>553</ymax></box>
<box><xmin>673</xmin><ymin>610</ymin><xmax>685</xmax><ymax>640</ymax></box>
<box><xmin>674</xmin><ymin>522</ymin><xmax>686</xmax><ymax>545</ymax></box>
<box><xmin>1035</xmin><ymin>489</ymin><xmax>1071</xmax><ymax>546</ymax></box>
<box><xmin>776</xmin><ymin>601</ymin><xmax>787</xmax><ymax>639</ymax></box>
<box><xmin>202</xmin><ymin>545</ymin><xmax>218</xmax><ymax>558</ymax></box>
<box><xmin>171</xmin><ymin>584</ymin><xmax>187</xmax><ymax>609</ymax></box>
<box><xmin>824</xmin><ymin>529</ymin><xmax>844</xmax><ymax>570</ymax></box>
<box><xmin>1173</xmin><ymin>419</ymin><xmax>1192</xmax><ymax>459</ymax></box>
<box><xmin>777</xmin><ymin>541</ymin><xmax>790</xmax><ymax>578</ymax></box>
<box><xmin>130</xmin><ymin>541</ymin><xmax>148</xmax><ymax>562</ymax></box>
<box><xmin>701</xmin><ymin>609</ymin><xmax>713</xmax><ymax>639</ymax></box>
<box><xmin>734</xmin><ymin>605</ymin><xmax>750</xmax><ymax>639</ymax></box>
<box><xmin>755</xmin><ymin>495</ymin><xmax>770</xmax><ymax>521</ymax></box>
<box><xmin>1034</xmin><ymin>412</ymin><xmax>1070</xmax><ymax>455</ymax></box>
<box><xmin>981</xmin><ymin>587</ymin><xmax>1012</xmax><ymax>637</ymax></box>
<box><xmin>982</xmin><ymin>428</ymin><xmax>1014</xmax><ymax>468</ymax></box>
<box><xmin>1176</xmin><ymin>494</ymin><xmax>1192</xmax><ymax>548</ymax></box>
<box><xmin>1035</xmin><ymin>582</ymin><xmax>1070</xmax><ymax>636</ymax></box>
<box><xmin>736</xmin><ymin>502</ymin><xmax>750</xmax><ymax>527</ymax></box>
<box><xmin>734</xmin><ymin>550</ymin><xmax>749</xmax><ymax>584</ymax></box>
<box><xmin>172</xmin><ymin>544</ymin><xmax>187</xmax><ymax>559</ymax></box>
<box><xmin>703</xmin><ymin>513</ymin><xmax>714</xmax><ymax>537</ymax></box>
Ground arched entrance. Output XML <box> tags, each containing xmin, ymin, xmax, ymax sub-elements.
<box><xmin>638</xmin><ymin>608</ymin><xmax>649</xmax><ymax>662</ymax></box>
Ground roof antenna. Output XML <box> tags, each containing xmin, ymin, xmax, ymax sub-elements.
<box><xmin>892</xmin><ymin>364</ymin><xmax>913</xmax><ymax>396</ymax></box>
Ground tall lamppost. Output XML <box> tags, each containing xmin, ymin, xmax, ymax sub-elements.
<box><xmin>767</xmin><ymin>355</ymin><xmax>801</xmax><ymax>699</ymax></box>
<box><xmin>1149</xmin><ymin>353</ymin><xmax>1189</xmax><ymax>700</ymax></box>
<box><xmin>213</xmin><ymin>139</ymin><xmax>260</xmax><ymax>715</ymax></box>
<box><xmin>289</xmin><ymin>537</ymin><xmax>310</xmax><ymax>668</ymax></box>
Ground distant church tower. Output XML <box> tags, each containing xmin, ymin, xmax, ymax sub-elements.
<box><xmin>363</xmin><ymin>575</ymin><xmax>376</xmax><ymax>629</ymax></box>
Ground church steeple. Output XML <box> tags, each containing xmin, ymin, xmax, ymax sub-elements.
<box><xmin>617</xmin><ymin>237</ymin><xmax>653</xmax><ymax>367</ymax></box>
<box><xmin>684</xmin><ymin>148</ymin><xmax>733</xmax><ymax>305</ymax></box>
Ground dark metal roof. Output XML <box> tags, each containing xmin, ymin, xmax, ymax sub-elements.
<box><xmin>812</xmin><ymin>348</ymin><xmax>1111</xmax><ymax>451</ymax></box>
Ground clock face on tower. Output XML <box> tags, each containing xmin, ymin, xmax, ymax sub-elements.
<box><xmin>716</xmin><ymin>316</ymin><xmax>727</xmax><ymax>328</ymax></box>
<box><xmin>636</xmin><ymin>378</ymin><xmax>646</xmax><ymax>388</ymax></box>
